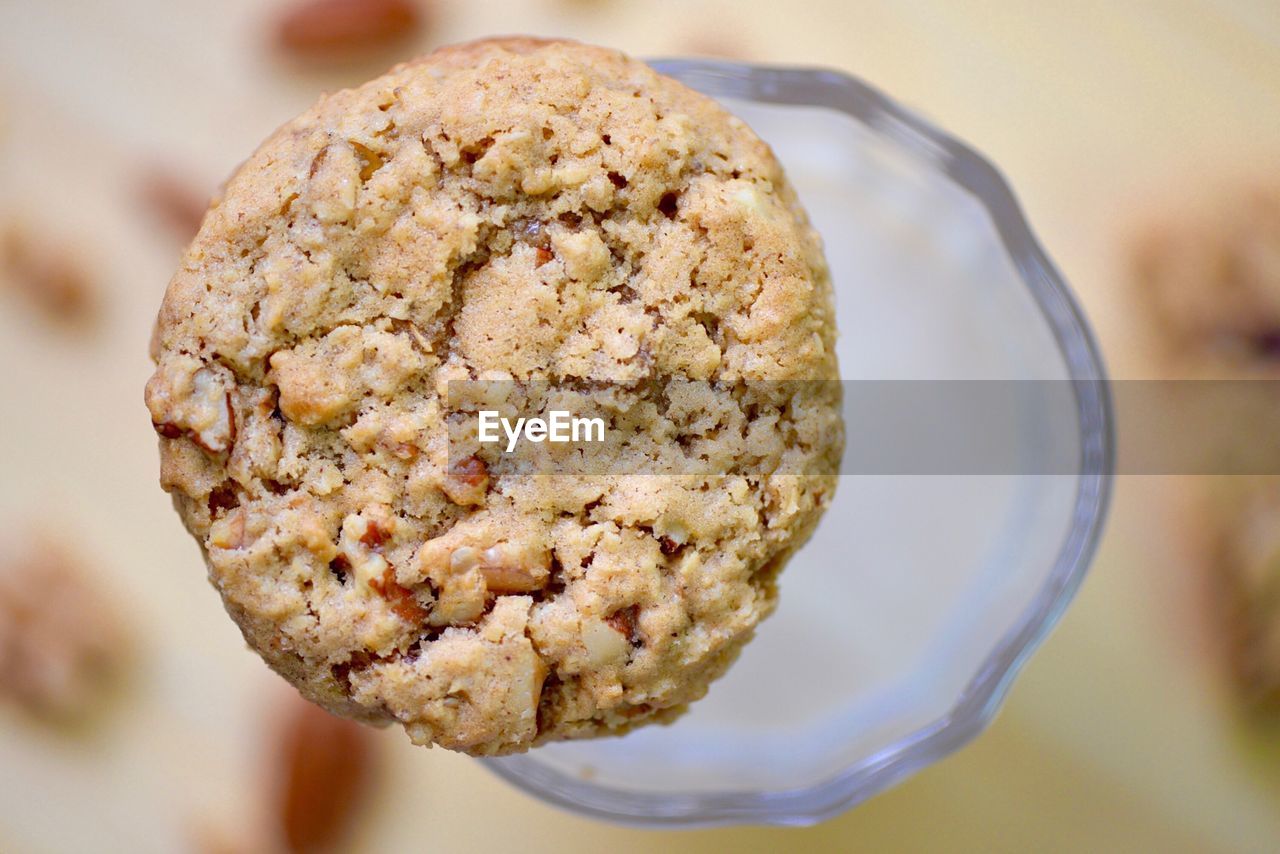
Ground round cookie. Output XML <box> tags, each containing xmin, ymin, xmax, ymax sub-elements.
<box><xmin>145</xmin><ymin>37</ymin><xmax>842</xmax><ymax>755</ymax></box>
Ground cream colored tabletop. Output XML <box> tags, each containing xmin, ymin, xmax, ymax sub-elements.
<box><xmin>2</xmin><ymin>1</ymin><xmax>1279</xmax><ymax>851</ymax></box>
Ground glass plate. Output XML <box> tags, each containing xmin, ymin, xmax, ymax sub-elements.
<box><xmin>484</xmin><ymin>59</ymin><xmax>1114</xmax><ymax>827</ymax></box>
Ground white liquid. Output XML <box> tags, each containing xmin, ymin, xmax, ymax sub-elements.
<box><xmin>502</xmin><ymin>102</ymin><xmax>1081</xmax><ymax>793</ymax></box>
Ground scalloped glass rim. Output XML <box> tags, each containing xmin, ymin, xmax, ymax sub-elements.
<box><xmin>481</xmin><ymin>59</ymin><xmax>1115</xmax><ymax>828</ymax></box>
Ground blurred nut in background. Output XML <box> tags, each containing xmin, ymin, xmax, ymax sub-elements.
<box><xmin>1130</xmin><ymin>179</ymin><xmax>1280</xmax><ymax>715</ymax></box>
<box><xmin>274</xmin><ymin>693</ymin><xmax>378</xmax><ymax>854</ymax></box>
<box><xmin>273</xmin><ymin>0</ymin><xmax>428</xmax><ymax>61</ymax></box>
<box><xmin>1203</xmin><ymin>477</ymin><xmax>1280</xmax><ymax>712</ymax></box>
<box><xmin>138</xmin><ymin>166</ymin><xmax>214</xmax><ymax>245</ymax></box>
<box><xmin>680</xmin><ymin>29</ymin><xmax>752</xmax><ymax>60</ymax></box>
<box><xmin>0</xmin><ymin>531</ymin><xmax>131</xmax><ymax>724</ymax></box>
<box><xmin>1131</xmin><ymin>184</ymin><xmax>1280</xmax><ymax>373</ymax></box>
<box><xmin>0</xmin><ymin>219</ymin><xmax>98</xmax><ymax>327</ymax></box>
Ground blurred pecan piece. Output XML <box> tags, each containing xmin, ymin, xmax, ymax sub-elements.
<box><xmin>139</xmin><ymin>167</ymin><xmax>211</xmax><ymax>242</ymax></box>
<box><xmin>275</xmin><ymin>694</ymin><xmax>377</xmax><ymax>853</ymax></box>
<box><xmin>274</xmin><ymin>0</ymin><xmax>425</xmax><ymax>60</ymax></box>
<box><xmin>0</xmin><ymin>534</ymin><xmax>130</xmax><ymax>722</ymax></box>
<box><xmin>1128</xmin><ymin>183</ymin><xmax>1280</xmax><ymax>713</ymax></box>
<box><xmin>0</xmin><ymin>221</ymin><xmax>97</xmax><ymax>326</ymax></box>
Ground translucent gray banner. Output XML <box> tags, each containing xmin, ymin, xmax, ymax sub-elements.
<box><xmin>441</xmin><ymin>380</ymin><xmax>1280</xmax><ymax>475</ymax></box>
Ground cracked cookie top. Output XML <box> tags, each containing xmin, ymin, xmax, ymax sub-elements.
<box><xmin>146</xmin><ymin>37</ymin><xmax>842</xmax><ymax>755</ymax></box>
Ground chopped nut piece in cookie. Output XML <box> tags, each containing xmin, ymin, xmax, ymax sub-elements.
<box><xmin>145</xmin><ymin>356</ymin><xmax>237</xmax><ymax>454</ymax></box>
<box><xmin>448</xmin><ymin>545</ymin><xmax>480</xmax><ymax>574</ymax></box>
<box><xmin>209</xmin><ymin>509</ymin><xmax>248</xmax><ymax>551</ymax></box>
<box><xmin>478</xmin><ymin>542</ymin><xmax>549</xmax><ymax>594</ymax></box>
<box><xmin>550</xmin><ymin>229</ymin><xmax>609</xmax><ymax>282</ymax></box>
<box><xmin>208</xmin><ymin>482</ymin><xmax>240</xmax><ymax>515</ymax></box>
<box><xmin>338</xmin><ymin>512</ymin><xmax>391</xmax><ymax>579</ymax></box>
<box><xmin>412</xmin><ymin>535</ymin><xmax>550</xmax><ymax>624</ymax></box>
<box><xmin>443</xmin><ymin>455</ymin><xmax>489</xmax><ymax>505</ymax></box>
<box><xmin>430</xmin><ymin>567</ymin><xmax>487</xmax><ymax>627</ymax></box>
<box><xmin>334</xmin><ymin>511</ymin><xmax>429</xmax><ymax>624</ymax></box>
<box><xmin>581</xmin><ymin>615</ymin><xmax>630</xmax><ymax>667</ymax></box>
<box><xmin>368</xmin><ymin>565</ymin><xmax>428</xmax><ymax>624</ymax></box>
<box><xmin>358</xmin><ymin>519</ymin><xmax>390</xmax><ymax>550</ymax></box>
<box><xmin>605</xmin><ymin>604</ymin><xmax>641</xmax><ymax>646</ymax></box>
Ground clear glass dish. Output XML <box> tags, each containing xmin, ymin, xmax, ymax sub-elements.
<box><xmin>483</xmin><ymin>59</ymin><xmax>1114</xmax><ymax>827</ymax></box>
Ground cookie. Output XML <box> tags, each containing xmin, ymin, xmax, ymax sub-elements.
<box><xmin>146</xmin><ymin>37</ymin><xmax>841</xmax><ymax>754</ymax></box>
<box><xmin>1132</xmin><ymin>183</ymin><xmax>1280</xmax><ymax>709</ymax></box>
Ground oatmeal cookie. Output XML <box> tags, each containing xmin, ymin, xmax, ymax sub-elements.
<box><xmin>146</xmin><ymin>37</ymin><xmax>841</xmax><ymax>754</ymax></box>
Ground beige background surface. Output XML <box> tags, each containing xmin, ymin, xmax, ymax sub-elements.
<box><xmin>1</xmin><ymin>1</ymin><xmax>1279</xmax><ymax>851</ymax></box>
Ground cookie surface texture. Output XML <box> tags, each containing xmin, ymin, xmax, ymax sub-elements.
<box><xmin>146</xmin><ymin>37</ymin><xmax>842</xmax><ymax>755</ymax></box>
